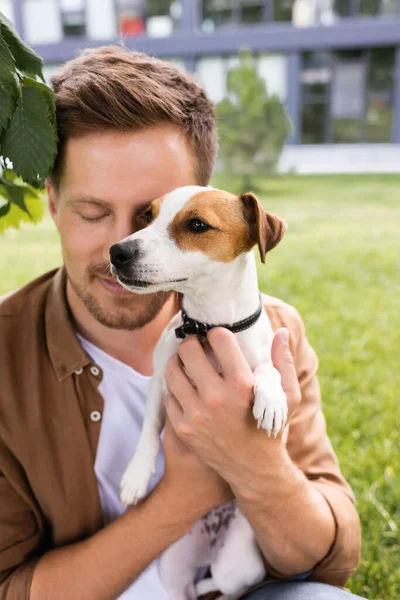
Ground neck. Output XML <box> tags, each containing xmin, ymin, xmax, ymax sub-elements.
<box><xmin>66</xmin><ymin>280</ymin><xmax>179</xmax><ymax>375</ymax></box>
<box><xmin>182</xmin><ymin>252</ymin><xmax>260</xmax><ymax>326</ymax></box>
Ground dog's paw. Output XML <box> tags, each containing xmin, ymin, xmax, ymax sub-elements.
<box><xmin>119</xmin><ymin>453</ymin><xmax>156</xmax><ymax>509</ymax></box>
<box><xmin>252</xmin><ymin>380</ymin><xmax>288</xmax><ymax>437</ymax></box>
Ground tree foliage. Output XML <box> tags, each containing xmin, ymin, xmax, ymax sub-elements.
<box><xmin>216</xmin><ymin>48</ymin><xmax>291</xmax><ymax>190</ymax></box>
<box><xmin>0</xmin><ymin>11</ymin><xmax>57</xmax><ymax>232</ymax></box>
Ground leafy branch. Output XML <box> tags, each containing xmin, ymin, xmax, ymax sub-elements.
<box><xmin>0</xmin><ymin>11</ymin><xmax>57</xmax><ymax>232</ymax></box>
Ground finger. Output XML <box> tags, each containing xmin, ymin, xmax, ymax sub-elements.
<box><xmin>271</xmin><ymin>328</ymin><xmax>300</xmax><ymax>415</ymax></box>
<box><xmin>165</xmin><ymin>354</ymin><xmax>198</xmax><ymax>409</ymax></box>
<box><xmin>164</xmin><ymin>391</ymin><xmax>184</xmax><ymax>430</ymax></box>
<box><xmin>178</xmin><ymin>336</ymin><xmax>219</xmax><ymax>392</ymax></box>
<box><xmin>207</xmin><ymin>327</ymin><xmax>253</xmax><ymax>382</ymax></box>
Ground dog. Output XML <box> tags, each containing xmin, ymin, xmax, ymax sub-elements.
<box><xmin>109</xmin><ymin>186</ymin><xmax>288</xmax><ymax>600</ymax></box>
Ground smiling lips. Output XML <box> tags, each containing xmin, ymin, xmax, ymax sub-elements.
<box><xmin>97</xmin><ymin>276</ymin><xmax>133</xmax><ymax>295</ymax></box>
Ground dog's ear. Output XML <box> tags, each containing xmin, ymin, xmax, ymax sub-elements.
<box><xmin>240</xmin><ymin>192</ymin><xmax>287</xmax><ymax>264</ymax></box>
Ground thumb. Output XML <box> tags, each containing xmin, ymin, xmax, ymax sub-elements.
<box><xmin>271</xmin><ymin>328</ymin><xmax>298</xmax><ymax>400</ymax></box>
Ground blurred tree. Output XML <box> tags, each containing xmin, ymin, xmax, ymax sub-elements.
<box><xmin>0</xmin><ymin>11</ymin><xmax>57</xmax><ymax>233</ymax></box>
<box><xmin>216</xmin><ymin>48</ymin><xmax>291</xmax><ymax>191</ymax></box>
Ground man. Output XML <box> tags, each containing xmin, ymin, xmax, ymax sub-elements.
<box><xmin>0</xmin><ymin>46</ymin><xmax>362</xmax><ymax>600</ymax></box>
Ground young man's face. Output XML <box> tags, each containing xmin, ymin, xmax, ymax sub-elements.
<box><xmin>47</xmin><ymin>124</ymin><xmax>197</xmax><ymax>330</ymax></box>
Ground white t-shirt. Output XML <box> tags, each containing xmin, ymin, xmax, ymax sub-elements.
<box><xmin>78</xmin><ymin>335</ymin><xmax>169</xmax><ymax>600</ymax></box>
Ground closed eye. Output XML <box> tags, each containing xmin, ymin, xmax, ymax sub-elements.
<box><xmin>79</xmin><ymin>213</ymin><xmax>108</xmax><ymax>222</ymax></box>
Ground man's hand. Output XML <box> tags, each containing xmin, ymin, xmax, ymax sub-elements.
<box><xmin>164</xmin><ymin>326</ymin><xmax>301</xmax><ymax>487</ymax></box>
<box><xmin>161</xmin><ymin>418</ymin><xmax>233</xmax><ymax>519</ymax></box>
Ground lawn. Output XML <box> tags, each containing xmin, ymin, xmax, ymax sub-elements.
<box><xmin>0</xmin><ymin>174</ymin><xmax>399</xmax><ymax>599</ymax></box>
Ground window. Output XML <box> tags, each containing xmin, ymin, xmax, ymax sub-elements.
<box><xmin>146</xmin><ymin>0</ymin><xmax>181</xmax><ymax>36</ymax></box>
<box><xmin>59</xmin><ymin>0</ymin><xmax>86</xmax><ymax>37</ymax></box>
<box><xmin>22</xmin><ymin>0</ymin><xmax>63</xmax><ymax>44</ymax></box>
<box><xmin>201</xmin><ymin>0</ymin><xmax>267</xmax><ymax>30</ymax></box>
<box><xmin>117</xmin><ymin>0</ymin><xmax>145</xmax><ymax>36</ymax></box>
<box><xmin>301</xmin><ymin>103</ymin><xmax>328</xmax><ymax>144</ymax></box>
<box><xmin>359</xmin><ymin>0</ymin><xmax>400</xmax><ymax>14</ymax></box>
<box><xmin>332</xmin><ymin>52</ymin><xmax>365</xmax><ymax>143</ymax></box>
<box><xmin>116</xmin><ymin>0</ymin><xmax>179</xmax><ymax>37</ymax></box>
<box><xmin>333</xmin><ymin>0</ymin><xmax>354</xmax><ymax>17</ymax></box>
<box><xmin>241</xmin><ymin>0</ymin><xmax>265</xmax><ymax>23</ymax></box>
<box><xmin>300</xmin><ymin>48</ymin><xmax>395</xmax><ymax>144</ymax></box>
<box><xmin>196</xmin><ymin>52</ymin><xmax>287</xmax><ymax>104</ymax></box>
<box><xmin>202</xmin><ymin>0</ymin><xmax>235</xmax><ymax>30</ymax></box>
<box><xmin>301</xmin><ymin>52</ymin><xmax>331</xmax><ymax>144</ymax></box>
<box><xmin>273</xmin><ymin>0</ymin><xmax>294</xmax><ymax>21</ymax></box>
<box><xmin>365</xmin><ymin>48</ymin><xmax>395</xmax><ymax>142</ymax></box>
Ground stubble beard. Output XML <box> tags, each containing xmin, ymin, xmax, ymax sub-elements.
<box><xmin>68</xmin><ymin>262</ymin><xmax>173</xmax><ymax>331</ymax></box>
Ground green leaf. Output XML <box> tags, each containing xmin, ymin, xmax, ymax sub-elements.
<box><xmin>22</xmin><ymin>76</ymin><xmax>57</xmax><ymax>132</ymax></box>
<box><xmin>0</xmin><ymin>201</ymin><xmax>10</xmax><ymax>217</ymax></box>
<box><xmin>0</xmin><ymin>85</ymin><xmax>57</xmax><ymax>187</ymax></box>
<box><xmin>0</xmin><ymin>27</ymin><xmax>15</xmax><ymax>78</ymax></box>
<box><xmin>0</xmin><ymin>177</ymin><xmax>45</xmax><ymax>233</ymax></box>
<box><xmin>0</xmin><ymin>176</ymin><xmax>30</xmax><ymax>215</ymax></box>
<box><xmin>0</xmin><ymin>18</ymin><xmax>44</xmax><ymax>81</ymax></box>
<box><xmin>0</xmin><ymin>73</ymin><xmax>18</xmax><ymax>135</ymax></box>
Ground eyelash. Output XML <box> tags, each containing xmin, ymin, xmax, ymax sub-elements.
<box><xmin>79</xmin><ymin>214</ymin><xmax>108</xmax><ymax>222</ymax></box>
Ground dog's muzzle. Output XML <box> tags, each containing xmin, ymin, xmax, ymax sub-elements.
<box><xmin>109</xmin><ymin>241</ymin><xmax>141</xmax><ymax>278</ymax></box>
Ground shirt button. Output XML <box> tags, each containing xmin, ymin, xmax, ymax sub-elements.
<box><xmin>90</xmin><ymin>365</ymin><xmax>100</xmax><ymax>377</ymax></box>
<box><xmin>74</xmin><ymin>367</ymin><xmax>84</xmax><ymax>375</ymax></box>
<box><xmin>90</xmin><ymin>410</ymin><xmax>102</xmax><ymax>422</ymax></box>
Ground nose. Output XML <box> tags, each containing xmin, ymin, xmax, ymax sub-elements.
<box><xmin>109</xmin><ymin>241</ymin><xmax>140</xmax><ymax>270</ymax></box>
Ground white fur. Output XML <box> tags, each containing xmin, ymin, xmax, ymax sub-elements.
<box><xmin>115</xmin><ymin>186</ymin><xmax>288</xmax><ymax>599</ymax></box>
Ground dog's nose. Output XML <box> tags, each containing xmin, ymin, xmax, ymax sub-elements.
<box><xmin>109</xmin><ymin>241</ymin><xmax>140</xmax><ymax>270</ymax></box>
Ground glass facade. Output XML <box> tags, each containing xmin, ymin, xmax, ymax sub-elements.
<box><xmin>196</xmin><ymin>53</ymin><xmax>287</xmax><ymax>104</ymax></box>
<box><xmin>200</xmin><ymin>0</ymin><xmax>400</xmax><ymax>28</ymax></box>
<box><xmin>59</xmin><ymin>0</ymin><xmax>86</xmax><ymax>37</ymax></box>
<box><xmin>201</xmin><ymin>0</ymin><xmax>266</xmax><ymax>30</ymax></box>
<box><xmin>301</xmin><ymin>47</ymin><xmax>395</xmax><ymax>144</ymax></box>
<box><xmin>14</xmin><ymin>0</ymin><xmax>400</xmax><ymax>146</ymax></box>
<box><xmin>116</xmin><ymin>0</ymin><xmax>181</xmax><ymax>37</ymax></box>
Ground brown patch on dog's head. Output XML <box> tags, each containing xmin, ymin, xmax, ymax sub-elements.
<box><xmin>168</xmin><ymin>189</ymin><xmax>286</xmax><ymax>263</ymax></box>
<box><xmin>240</xmin><ymin>192</ymin><xmax>287</xmax><ymax>263</ymax></box>
<box><xmin>137</xmin><ymin>196</ymin><xmax>162</xmax><ymax>229</ymax></box>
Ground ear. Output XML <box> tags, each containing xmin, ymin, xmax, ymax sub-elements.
<box><xmin>46</xmin><ymin>179</ymin><xmax>58</xmax><ymax>225</ymax></box>
<box><xmin>240</xmin><ymin>192</ymin><xmax>287</xmax><ymax>264</ymax></box>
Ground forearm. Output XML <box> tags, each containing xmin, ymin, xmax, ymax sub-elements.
<box><xmin>228</xmin><ymin>446</ymin><xmax>336</xmax><ymax>577</ymax></box>
<box><xmin>30</xmin><ymin>481</ymin><xmax>199</xmax><ymax>600</ymax></box>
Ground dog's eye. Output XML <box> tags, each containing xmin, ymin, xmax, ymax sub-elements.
<box><xmin>187</xmin><ymin>218</ymin><xmax>211</xmax><ymax>233</ymax></box>
<box><xmin>143</xmin><ymin>209</ymin><xmax>152</xmax><ymax>223</ymax></box>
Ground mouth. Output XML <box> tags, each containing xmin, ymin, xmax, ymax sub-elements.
<box><xmin>117</xmin><ymin>274</ymin><xmax>189</xmax><ymax>289</ymax></box>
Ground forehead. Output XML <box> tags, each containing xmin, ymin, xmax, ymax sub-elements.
<box><xmin>59</xmin><ymin>127</ymin><xmax>197</xmax><ymax>206</ymax></box>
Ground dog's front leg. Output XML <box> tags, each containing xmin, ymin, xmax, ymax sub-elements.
<box><xmin>252</xmin><ymin>362</ymin><xmax>288</xmax><ymax>437</ymax></box>
<box><xmin>120</xmin><ymin>373</ymin><xmax>166</xmax><ymax>508</ymax></box>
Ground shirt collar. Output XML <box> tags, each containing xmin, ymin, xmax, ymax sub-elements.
<box><xmin>45</xmin><ymin>267</ymin><xmax>91</xmax><ymax>382</ymax></box>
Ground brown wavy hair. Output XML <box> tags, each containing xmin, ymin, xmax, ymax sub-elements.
<box><xmin>50</xmin><ymin>46</ymin><xmax>217</xmax><ymax>188</ymax></box>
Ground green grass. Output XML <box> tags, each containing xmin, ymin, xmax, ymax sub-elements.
<box><xmin>0</xmin><ymin>175</ymin><xmax>399</xmax><ymax>599</ymax></box>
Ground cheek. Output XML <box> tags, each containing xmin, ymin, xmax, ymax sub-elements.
<box><xmin>58</xmin><ymin>213</ymin><xmax>105</xmax><ymax>264</ymax></box>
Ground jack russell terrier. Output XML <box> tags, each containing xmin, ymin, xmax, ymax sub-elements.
<box><xmin>109</xmin><ymin>186</ymin><xmax>288</xmax><ymax>600</ymax></box>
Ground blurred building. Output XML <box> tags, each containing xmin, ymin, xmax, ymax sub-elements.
<box><xmin>1</xmin><ymin>0</ymin><xmax>400</xmax><ymax>172</ymax></box>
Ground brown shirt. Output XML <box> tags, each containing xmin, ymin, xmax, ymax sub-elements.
<box><xmin>0</xmin><ymin>268</ymin><xmax>361</xmax><ymax>599</ymax></box>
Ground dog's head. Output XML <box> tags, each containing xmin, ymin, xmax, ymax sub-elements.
<box><xmin>109</xmin><ymin>186</ymin><xmax>286</xmax><ymax>294</ymax></box>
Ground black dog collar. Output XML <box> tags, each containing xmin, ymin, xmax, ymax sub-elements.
<box><xmin>175</xmin><ymin>295</ymin><xmax>263</xmax><ymax>339</ymax></box>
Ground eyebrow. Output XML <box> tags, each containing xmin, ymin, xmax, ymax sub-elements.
<box><xmin>67</xmin><ymin>196</ymin><xmax>155</xmax><ymax>212</ymax></box>
<box><xmin>67</xmin><ymin>196</ymin><xmax>113</xmax><ymax>209</ymax></box>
